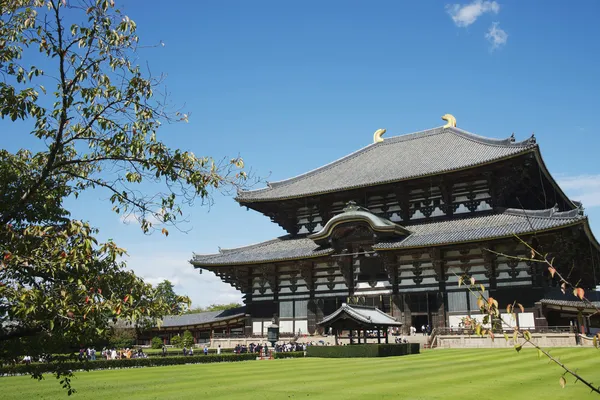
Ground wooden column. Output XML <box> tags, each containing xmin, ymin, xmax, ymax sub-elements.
<box><xmin>377</xmin><ymin>329</ymin><xmax>381</xmax><ymax>344</ymax></box>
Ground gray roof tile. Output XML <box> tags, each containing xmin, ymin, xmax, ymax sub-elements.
<box><xmin>161</xmin><ymin>307</ymin><xmax>246</xmax><ymax>328</ymax></box>
<box><xmin>237</xmin><ymin>127</ymin><xmax>536</xmax><ymax>202</ymax></box>
<box><xmin>191</xmin><ymin>208</ymin><xmax>585</xmax><ymax>266</ymax></box>
<box><xmin>319</xmin><ymin>304</ymin><xmax>403</xmax><ymax>326</ymax></box>
<box><xmin>374</xmin><ymin>208</ymin><xmax>584</xmax><ymax>250</ymax></box>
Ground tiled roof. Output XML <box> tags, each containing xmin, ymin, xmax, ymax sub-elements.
<box><xmin>539</xmin><ymin>299</ymin><xmax>600</xmax><ymax>309</ymax></box>
<box><xmin>161</xmin><ymin>307</ymin><xmax>246</xmax><ymax>328</ymax></box>
<box><xmin>191</xmin><ymin>237</ymin><xmax>334</xmax><ymax>266</ymax></box>
<box><xmin>191</xmin><ymin>208</ymin><xmax>585</xmax><ymax>266</ymax></box>
<box><xmin>373</xmin><ymin>207</ymin><xmax>584</xmax><ymax>250</ymax></box>
<box><xmin>319</xmin><ymin>304</ymin><xmax>402</xmax><ymax>327</ymax></box>
<box><xmin>237</xmin><ymin>127</ymin><xmax>536</xmax><ymax>202</ymax></box>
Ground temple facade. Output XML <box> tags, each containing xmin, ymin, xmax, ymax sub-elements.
<box><xmin>191</xmin><ymin>116</ymin><xmax>600</xmax><ymax>336</ymax></box>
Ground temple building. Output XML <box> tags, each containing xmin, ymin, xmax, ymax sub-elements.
<box><xmin>191</xmin><ymin>115</ymin><xmax>600</xmax><ymax>336</ymax></box>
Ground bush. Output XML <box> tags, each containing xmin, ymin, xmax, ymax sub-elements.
<box><xmin>170</xmin><ymin>335</ymin><xmax>182</xmax><ymax>348</ymax></box>
<box><xmin>182</xmin><ymin>331</ymin><xmax>194</xmax><ymax>348</ymax></box>
<box><xmin>306</xmin><ymin>343</ymin><xmax>420</xmax><ymax>358</ymax></box>
<box><xmin>0</xmin><ymin>354</ymin><xmax>257</xmax><ymax>376</ymax></box>
<box><xmin>274</xmin><ymin>351</ymin><xmax>305</xmax><ymax>359</ymax></box>
<box><xmin>151</xmin><ymin>337</ymin><xmax>163</xmax><ymax>349</ymax></box>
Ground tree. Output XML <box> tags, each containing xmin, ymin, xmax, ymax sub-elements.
<box><xmin>155</xmin><ymin>280</ymin><xmax>182</xmax><ymax>314</ymax></box>
<box><xmin>107</xmin><ymin>327</ymin><xmax>136</xmax><ymax>349</ymax></box>
<box><xmin>170</xmin><ymin>334</ymin><xmax>182</xmax><ymax>348</ymax></box>
<box><xmin>151</xmin><ymin>336</ymin><xmax>163</xmax><ymax>349</ymax></box>
<box><xmin>182</xmin><ymin>330</ymin><xmax>194</xmax><ymax>348</ymax></box>
<box><xmin>0</xmin><ymin>0</ymin><xmax>247</xmax><ymax>393</ymax></box>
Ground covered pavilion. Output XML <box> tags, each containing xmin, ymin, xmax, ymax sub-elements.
<box><xmin>318</xmin><ymin>303</ymin><xmax>403</xmax><ymax>345</ymax></box>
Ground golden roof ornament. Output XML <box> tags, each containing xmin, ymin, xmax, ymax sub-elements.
<box><xmin>373</xmin><ymin>128</ymin><xmax>386</xmax><ymax>143</ymax></box>
<box><xmin>441</xmin><ymin>114</ymin><xmax>457</xmax><ymax>128</ymax></box>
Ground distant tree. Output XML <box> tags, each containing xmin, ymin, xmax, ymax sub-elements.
<box><xmin>108</xmin><ymin>327</ymin><xmax>136</xmax><ymax>349</ymax></box>
<box><xmin>0</xmin><ymin>0</ymin><xmax>247</xmax><ymax>393</ymax></box>
<box><xmin>151</xmin><ymin>336</ymin><xmax>163</xmax><ymax>349</ymax></box>
<box><xmin>170</xmin><ymin>334</ymin><xmax>182</xmax><ymax>348</ymax></box>
<box><xmin>155</xmin><ymin>280</ymin><xmax>183</xmax><ymax>314</ymax></box>
<box><xmin>185</xmin><ymin>302</ymin><xmax>243</xmax><ymax>314</ymax></box>
<box><xmin>182</xmin><ymin>330</ymin><xmax>194</xmax><ymax>348</ymax></box>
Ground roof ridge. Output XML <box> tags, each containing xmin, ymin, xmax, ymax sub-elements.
<box><xmin>503</xmin><ymin>207</ymin><xmax>583</xmax><ymax>219</ymax></box>
<box><xmin>238</xmin><ymin>126</ymin><xmax>536</xmax><ymax>200</ymax></box>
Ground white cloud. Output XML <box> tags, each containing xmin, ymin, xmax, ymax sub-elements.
<box><xmin>123</xmin><ymin>251</ymin><xmax>243</xmax><ymax>308</ymax></box>
<box><xmin>446</xmin><ymin>0</ymin><xmax>500</xmax><ymax>27</ymax></box>
<box><xmin>557</xmin><ymin>174</ymin><xmax>600</xmax><ymax>208</ymax></box>
<box><xmin>485</xmin><ymin>22</ymin><xmax>508</xmax><ymax>50</ymax></box>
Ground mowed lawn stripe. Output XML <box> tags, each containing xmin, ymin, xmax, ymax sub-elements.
<box><xmin>1</xmin><ymin>348</ymin><xmax>598</xmax><ymax>399</ymax></box>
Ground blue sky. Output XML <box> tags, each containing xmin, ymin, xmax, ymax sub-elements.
<box><xmin>4</xmin><ymin>1</ymin><xmax>600</xmax><ymax>306</ymax></box>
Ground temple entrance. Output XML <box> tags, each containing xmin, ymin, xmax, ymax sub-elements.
<box><xmin>412</xmin><ymin>315</ymin><xmax>429</xmax><ymax>334</ymax></box>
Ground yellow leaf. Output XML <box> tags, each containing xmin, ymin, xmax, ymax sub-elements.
<box><xmin>559</xmin><ymin>376</ymin><xmax>566</xmax><ymax>388</ymax></box>
<box><xmin>477</xmin><ymin>296</ymin><xmax>484</xmax><ymax>309</ymax></box>
<box><xmin>575</xmin><ymin>287</ymin><xmax>585</xmax><ymax>300</ymax></box>
<box><xmin>480</xmin><ymin>284</ymin><xmax>485</xmax><ymax>293</ymax></box>
<box><xmin>506</xmin><ymin>304</ymin><xmax>512</xmax><ymax>314</ymax></box>
<box><xmin>523</xmin><ymin>330</ymin><xmax>531</xmax><ymax>341</ymax></box>
<box><xmin>560</xmin><ymin>282</ymin><xmax>566</xmax><ymax>294</ymax></box>
<box><xmin>470</xmin><ymin>277</ymin><xmax>475</xmax><ymax>286</ymax></box>
<box><xmin>503</xmin><ymin>333</ymin><xmax>509</xmax><ymax>341</ymax></box>
<box><xmin>161</xmin><ymin>228</ymin><xmax>169</xmax><ymax>237</ymax></box>
<box><xmin>517</xmin><ymin>303</ymin><xmax>524</xmax><ymax>313</ymax></box>
<box><xmin>458</xmin><ymin>277</ymin><xmax>463</xmax><ymax>287</ymax></box>
<box><xmin>548</xmin><ymin>266</ymin><xmax>556</xmax><ymax>278</ymax></box>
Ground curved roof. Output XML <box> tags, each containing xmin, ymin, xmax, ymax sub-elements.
<box><xmin>191</xmin><ymin>208</ymin><xmax>593</xmax><ymax>266</ymax></box>
<box><xmin>318</xmin><ymin>304</ymin><xmax>402</xmax><ymax>327</ymax></box>
<box><xmin>308</xmin><ymin>202</ymin><xmax>410</xmax><ymax>245</ymax></box>
<box><xmin>237</xmin><ymin>126</ymin><xmax>537</xmax><ymax>202</ymax></box>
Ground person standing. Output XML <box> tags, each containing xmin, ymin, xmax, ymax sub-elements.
<box><xmin>188</xmin><ymin>347</ymin><xmax>193</xmax><ymax>356</ymax></box>
<box><xmin>203</xmin><ymin>345</ymin><xmax>208</xmax><ymax>355</ymax></box>
<box><xmin>217</xmin><ymin>344</ymin><xmax>221</xmax><ymax>355</ymax></box>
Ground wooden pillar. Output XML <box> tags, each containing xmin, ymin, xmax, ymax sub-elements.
<box><xmin>377</xmin><ymin>329</ymin><xmax>381</xmax><ymax>344</ymax></box>
<box><xmin>357</xmin><ymin>330</ymin><xmax>361</xmax><ymax>344</ymax></box>
<box><xmin>349</xmin><ymin>329</ymin><xmax>354</xmax><ymax>345</ymax></box>
<box><xmin>335</xmin><ymin>329</ymin><xmax>339</xmax><ymax>346</ymax></box>
<box><xmin>385</xmin><ymin>328</ymin><xmax>389</xmax><ymax>344</ymax></box>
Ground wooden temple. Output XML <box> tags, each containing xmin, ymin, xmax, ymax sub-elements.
<box><xmin>191</xmin><ymin>115</ymin><xmax>600</xmax><ymax>336</ymax></box>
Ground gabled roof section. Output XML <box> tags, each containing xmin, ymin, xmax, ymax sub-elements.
<box><xmin>318</xmin><ymin>304</ymin><xmax>403</xmax><ymax>327</ymax></box>
<box><xmin>308</xmin><ymin>201</ymin><xmax>410</xmax><ymax>246</ymax></box>
<box><xmin>237</xmin><ymin>126</ymin><xmax>537</xmax><ymax>202</ymax></box>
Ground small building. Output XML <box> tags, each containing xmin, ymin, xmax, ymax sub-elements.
<box><xmin>191</xmin><ymin>116</ymin><xmax>600</xmax><ymax>336</ymax></box>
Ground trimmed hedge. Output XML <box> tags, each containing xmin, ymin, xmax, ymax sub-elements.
<box><xmin>274</xmin><ymin>351</ymin><xmax>305</xmax><ymax>359</ymax></box>
<box><xmin>306</xmin><ymin>343</ymin><xmax>420</xmax><ymax>358</ymax></box>
<box><xmin>0</xmin><ymin>353</ymin><xmax>256</xmax><ymax>376</ymax></box>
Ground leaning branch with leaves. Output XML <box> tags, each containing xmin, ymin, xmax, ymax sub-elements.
<box><xmin>456</xmin><ymin>236</ymin><xmax>600</xmax><ymax>394</ymax></box>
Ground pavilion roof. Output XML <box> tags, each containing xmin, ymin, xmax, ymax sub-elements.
<box><xmin>318</xmin><ymin>304</ymin><xmax>402</xmax><ymax>327</ymax></box>
<box><xmin>160</xmin><ymin>306</ymin><xmax>246</xmax><ymax>328</ymax></box>
<box><xmin>191</xmin><ymin>207</ymin><xmax>591</xmax><ymax>266</ymax></box>
<box><xmin>236</xmin><ymin>126</ymin><xmax>537</xmax><ymax>203</ymax></box>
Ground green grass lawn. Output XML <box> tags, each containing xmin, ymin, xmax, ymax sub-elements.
<box><xmin>2</xmin><ymin>348</ymin><xmax>599</xmax><ymax>399</ymax></box>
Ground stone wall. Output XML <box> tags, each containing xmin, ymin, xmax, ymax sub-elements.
<box><xmin>435</xmin><ymin>333</ymin><xmax>578</xmax><ymax>348</ymax></box>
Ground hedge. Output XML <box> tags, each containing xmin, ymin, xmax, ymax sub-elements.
<box><xmin>306</xmin><ymin>343</ymin><xmax>420</xmax><ymax>358</ymax></box>
<box><xmin>273</xmin><ymin>351</ymin><xmax>305</xmax><ymax>359</ymax></box>
<box><xmin>146</xmin><ymin>348</ymin><xmax>235</xmax><ymax>357</ymax></box>
<box><xmin>0</xmin><ymin>353</ymin><xmax>256</xmax><ymax>376</ymax></box>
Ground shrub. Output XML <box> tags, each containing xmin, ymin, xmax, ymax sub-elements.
<box><xmin>274</xmin><ymin>351</ymin><xmax>305</xmax><ymax>359</ymax></box>
<box><xmin>170</xmin><ymin>335</ymin><xmax>182</xmax><ymax>348</ymax></box>
<box><xmin>0</xmin><ymin>354</ymin><xmax>257</xmax><ymax>376</ymax></box>
<box><xmin>182</xmin><ymin>331</ymin><xmax>194</xmax><ymax>348</ymax></box>
<box><xmin>151</xmin><ymin>337</ymin><xmax>163</xmax><ymax>349</ymax></box>
<box><xmin>306</xmin><ymin>343</ymin><xmax>420</xmax><ymax>358</ymax></box>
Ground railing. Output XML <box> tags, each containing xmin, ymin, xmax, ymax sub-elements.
<box><xmin>433</xmin><ymin>325</ymin><xmax>575</xmax><ymax>336</ymax></box>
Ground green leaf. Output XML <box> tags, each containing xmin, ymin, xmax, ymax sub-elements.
<box><xmin>514</xmin><ymin>344</ymin><xmax>522</xmax><ymax>352</ymax></box>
